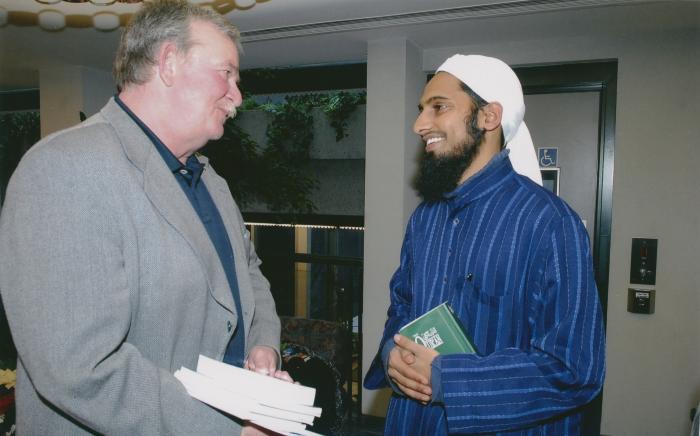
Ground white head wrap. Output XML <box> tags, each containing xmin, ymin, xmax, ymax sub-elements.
<box><xmin>436</xmin><ymin>54</ymin><xmax>542</xmax><ymax>185</ymax></box>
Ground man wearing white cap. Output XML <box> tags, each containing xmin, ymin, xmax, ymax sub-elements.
<box><xmin>364</xmin><ymin>55</ymin><xmax>605</xmax><ymax>435</ymax></box>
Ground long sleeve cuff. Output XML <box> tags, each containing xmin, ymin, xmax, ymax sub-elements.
<box><xmin>381</xmin><ymin>338</ymin><xmax>404</xmax><ymax>395</ymax></box>
<box><xmin>430</xmin><ymin>355</ymin><xmax>444</xmax><ymax>403</ymax></box>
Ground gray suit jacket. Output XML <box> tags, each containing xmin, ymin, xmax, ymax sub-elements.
<box><xmin>0</xmin><ymin>98</ymin><xmax>280</xmax><ymax>434</ymax></box>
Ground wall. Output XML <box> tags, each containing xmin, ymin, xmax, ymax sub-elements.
<box><xmin>526</xmin><ymin>92</ymin><xmax>599</xmax><ymax>244</ymax></box>
<box><xmin>38</xmin><ymin>66</ymin><xmax>113</xmax><ymax>138</ymax></box>
<box><xmin>413</xmin><ymin>25</ymin><xmax>699</xmax><ymax>436</ymax></box>
<box><xmin>361</xmin><ymin>38</ymin><xmax>424</xmax><ymax>416</ymax></box>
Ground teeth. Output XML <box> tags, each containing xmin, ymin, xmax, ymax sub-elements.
<box><xmin>426</xmin><ymin>137</ymin><xmax>444</xmax><ymax>145</ymax></box>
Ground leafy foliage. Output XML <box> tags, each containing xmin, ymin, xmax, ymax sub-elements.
<box><xmin>203</xmin><ymin>91</ymin><xmax>365</xmax><ymax>216</ymax></box>
<box><xmin>203</xmin><ymin>118</ymin><xmax>318</xmax><ymax>215</ymax></box>
<box><xmin>322</xmin><ymin>91</ymin><xmax>366</xmax><ymax>141</ymax></box>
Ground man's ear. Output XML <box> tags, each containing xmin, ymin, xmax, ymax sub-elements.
<box><xmin>157</xmin><ymin>42</ymin><xmax>179</xmax><ymax>87</ymax></box>
<box><xmin>480</xmin><ymin>102</ymin><xmax>503</xmax><ymax>132</ymax></box>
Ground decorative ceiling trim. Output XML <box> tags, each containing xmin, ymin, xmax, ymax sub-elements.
<box><xmin>240</xmin><ymin>0</ymin><xmax>654</xmax><ymax>42</ymax></box>
<box><xmin>0</xmin><ymin>0</ymin><xmax>268</xmax><ymax>31</ymax></box>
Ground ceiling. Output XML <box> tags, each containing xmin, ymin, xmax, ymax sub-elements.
<box><xmin>0</xmin><ymin>0</ymin><xmax>698</xmax><ymax>91</ymax></box>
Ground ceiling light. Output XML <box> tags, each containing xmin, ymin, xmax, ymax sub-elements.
<box><xmin>9</xmin><ymin>1</ymin><xmax>263</xmax><ymax>29</ymax></box>
<box><xmin>93</xmin><ymin>11</ymin><xmax>120</xmax><ymax>30</ymax></box>
<box><xmin>38</xmin><ymin>9</ymin><xmax>66</xmax><ymax>30</ymax></box>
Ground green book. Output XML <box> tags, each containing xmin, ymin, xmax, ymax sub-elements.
<box><xmin>398</xmin><ymin>302</ymin><xmax>477</xmax><ymax>355</ymax></box>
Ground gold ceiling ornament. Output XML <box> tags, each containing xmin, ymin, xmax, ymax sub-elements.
<box><xmin>0</xmin><ymin>0</ymin><xmax>269</xmax><ymax>31</ymax></box>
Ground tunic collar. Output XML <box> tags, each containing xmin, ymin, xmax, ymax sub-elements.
<box><xmin>444</xmin><ymin>149</ymin><xmax>516</xmax><ymax>210</ymax></box>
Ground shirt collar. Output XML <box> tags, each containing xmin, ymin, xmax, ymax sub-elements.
<box><xmin>444</xmin><ymin>149</ymin><xmax>516</xmax><ymax>210</ymax></box>
<box><xmin>114</xmin><ymin>95</ymin><xmax>204</xmax><ymax>186</ymax></box>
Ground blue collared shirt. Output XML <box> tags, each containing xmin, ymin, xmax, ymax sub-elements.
<box><xmin>115</xmin><ymin>96</ymin><xmax>246</xmax><ymax>367</ymax></box>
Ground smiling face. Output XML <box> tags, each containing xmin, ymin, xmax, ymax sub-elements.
<box><xmin>172</xmin><ymin>20</ymin><xmax>243</xmax><ymax>150</ymax></box>
<box><xmin>414</xmin><ymin>72</ymin><xmax>480</xmax><ymax>158</ymax></box>
<box><xmin>412</xmin><ymin>72</ymin><xmax>488</xmax><ymax>200</ymax></box>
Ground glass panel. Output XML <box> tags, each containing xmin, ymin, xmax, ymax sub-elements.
<box><xmin>301</xmin><ymin>227</ymin><xmax>364</xmax><ymax>257</ymax></box>
<box><xmin>248</xmin><ymin>223</ymin><xmax>364</xmax><ymax>419</ymax></box>
<box><xmin>294</xmin><ymin>262</ymin><xmax>362</xmax><ymax>324</ymax></box>
<box><xmin>252</xmin><ymin>225</ymin><xmax>295</xmax><ymax>316</ymax></box>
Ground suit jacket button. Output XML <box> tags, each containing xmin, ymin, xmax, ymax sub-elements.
<box><xmin>227</xmin><ymin>321</ymin><xmax>232</xmax><ymax>332</ymax></box>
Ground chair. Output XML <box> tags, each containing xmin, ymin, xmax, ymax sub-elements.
<box><xmin>279</xmin><ymin>316</ymin><xmax>352</xmax><ymax>434</ymax></box>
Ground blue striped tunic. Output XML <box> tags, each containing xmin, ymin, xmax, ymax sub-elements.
<box><xmin>364</xmin><ymin>151</ymin><xmax>605</xmax><ymax>435</ymax></box>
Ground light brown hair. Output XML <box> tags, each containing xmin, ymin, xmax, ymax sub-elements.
<box><xmin>113</xmin><ymin>0</ymin><xmax>241</xmax><ymax>91</ymax></box>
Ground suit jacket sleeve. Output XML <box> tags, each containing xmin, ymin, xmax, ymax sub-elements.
<box><xmin>232</xmin><ymin>199</ymin><xmax>281</xmax><ymax>363</ymax></box>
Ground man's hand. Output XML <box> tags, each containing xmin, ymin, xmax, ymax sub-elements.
<box><xmin>244</xmin><ymin>346</ymin><xmax>293</xmax><ymax>382</ymax></box>
<box><xmin>241</xmin><ymin>421</ymin><xmax>280</xmax><ymax>435</ymax></box>
<box><xmin>244</xmin><ymin>345</ymin><xmax>278</xmax><ymax>375</ymax></box>
<box><xmin>387</xmin><ymin>334</ymin><xmax>439</xmax><ymax>403</ymax></box>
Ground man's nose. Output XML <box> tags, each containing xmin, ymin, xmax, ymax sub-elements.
<box><xmin>228</xmin><ymin>81</ymin><xmax>243</xmax><ymax>107</ymax></box>
<box><xmin>413</xmin><ymin>111</ymin><xmax>430</xmax><ymax>136</ymax></box>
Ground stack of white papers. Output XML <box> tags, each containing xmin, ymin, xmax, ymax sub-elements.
<box><xmin>175</xmin><ymin>355</ymin><xmax>324</xmax><ymax>436</ymax></box>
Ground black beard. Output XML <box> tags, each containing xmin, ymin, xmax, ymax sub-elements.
<box><xmin>414</xmin><ymin>115</ymin><xmax>485</xmax><ymax>202</ymax></box>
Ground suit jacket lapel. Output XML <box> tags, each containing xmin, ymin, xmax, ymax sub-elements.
<box><xmin>100</xmin><ymin>98</ymin><xmax>236</xmax><ymax>315</ymax></box>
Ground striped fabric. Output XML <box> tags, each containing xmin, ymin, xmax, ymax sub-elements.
<box><xmin>364</xmin><ymin>151</ymin><xmax>605</xmax><ymax>435</ymax></box>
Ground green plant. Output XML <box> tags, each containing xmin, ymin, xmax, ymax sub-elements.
<box><xmin>202</xmin><ymin>114</ymin><xmax>318</xmax><ymax>215</ymax></box>
<box><xmin>322</xmin><ymin>91</ymin><xmax>366</xmax><ymax>141</ymax></box>
<box><xmin>203</xmin><ymin>90</ymin><xmax>365</xmax><ymax>216</ymax></box>
<box><xmin>264</xmin><ymin>95</ymin><xmax>315</xmax><ymax>164</ymax></box>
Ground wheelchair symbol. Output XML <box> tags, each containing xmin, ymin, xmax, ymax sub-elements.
<box><xmin>538</xmin><ymin>148</ymin><xmax>557</xmax><ymax>167</ymax></box>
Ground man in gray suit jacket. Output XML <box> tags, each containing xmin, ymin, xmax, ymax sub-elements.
<box><xmin>0</xmin><ymin>1</ymin><xmax>285</xmax><ymax>434</ymax></box>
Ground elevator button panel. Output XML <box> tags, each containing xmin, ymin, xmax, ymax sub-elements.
<box><xmin>630</xmin><ymin>238</ymin><xmax>657</xmax><ymax>285</ymax></box>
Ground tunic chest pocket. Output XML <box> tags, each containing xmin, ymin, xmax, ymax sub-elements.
<box><xmin>454</xmin><ymin>272</ymin><xmax>508</xmax><ymax>312</ymax></box>
<box><xmin>445</xmin><ymin>275</ymin><xmax>497</xmax><ymax>317</ymax></box>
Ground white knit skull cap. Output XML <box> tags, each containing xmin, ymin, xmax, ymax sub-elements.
<box><xmin>436</xmin><ymin>54</ymin><xmax>542</xmax><ymax>185</ymax></box>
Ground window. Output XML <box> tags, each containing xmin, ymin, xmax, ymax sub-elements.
<box><xmin>247</xmin><ymin>219</ymin><xmax>364</xmax><ymax>417</ymax></box>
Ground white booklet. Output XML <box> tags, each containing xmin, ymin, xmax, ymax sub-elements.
<box><xmin>175</xmin><ymin>355</ymin><xmax>324</xmax><ymax>436</ymax></box>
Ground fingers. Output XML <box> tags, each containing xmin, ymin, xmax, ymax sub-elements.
<box><xmin>272</xmin><ymin>370</ymin><xmax>293</xmax><ymax>383</ymax></box>
<box><xmin>399</xmin><ymin>347</ymin><xmax>416</xmax><ymax>365</ymax></box>
<box><xmin>392</xmin><ymin>380</ymin><xmax>432</xmax><ymax>404</ymax></box>
<box><xmin>394</xmin><ymin>334</ymin><xmax>439</xmax><ymax>363</ymax></box>
<box><xmin>246</xmin><ymin>346</ymin><xmax>279</xmax><ymax>376</ymax></box>
<box><xmin>242</xmin><ymin>421</ymin><xmax>281</xmax><ymax>436</ymax></box>
<box><xmin>388</xmin><ymin>363</ymin><xmax>432</xmax><ymax>402</ymax></box>
<box><xmin>388</xmin><ymin>347</ymin><xmax>429</xmax><ymax>385</ymax></box>
<box><xmin>245</xmin><ymin>357</ymin><xmax>293</xmax><ymax>383</ymax></box>
<box><xmin>388</xmin><ymin>347</ymin><xmax>431</xmax><ymax>389</ymax></box>
<box><xmin>246</xmin><ymin>361</ymin><xmax>271</xmax><ymax>375</ymax></box>
<box><xmin>387</xmin><ymin>363</ymin><xmax>431</xmax><ymax>394</ymax></box>
<box><xmin>394</xmin><ymin>334</ymin><xmax>423</xmax><ymax>354</ymax></box>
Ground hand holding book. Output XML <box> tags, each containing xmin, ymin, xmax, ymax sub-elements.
<box><xmin>387</xmin><ymin>302</ymin><xmax>477</xmax><ymax>403</ymax></box>
<box><xmin>245</xmin><ymin>345</ymin><xmax>285</xmax><ymax>378</ymax></box>
<box><xmin>388</xmin><ymin>334</ymin><xmax>439</xmax><ymax>404</ymax></box>
<box><xmin>398</xmin><ymin>302</ymin><xmax>476</xmax><ymax>355</ymax></box>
